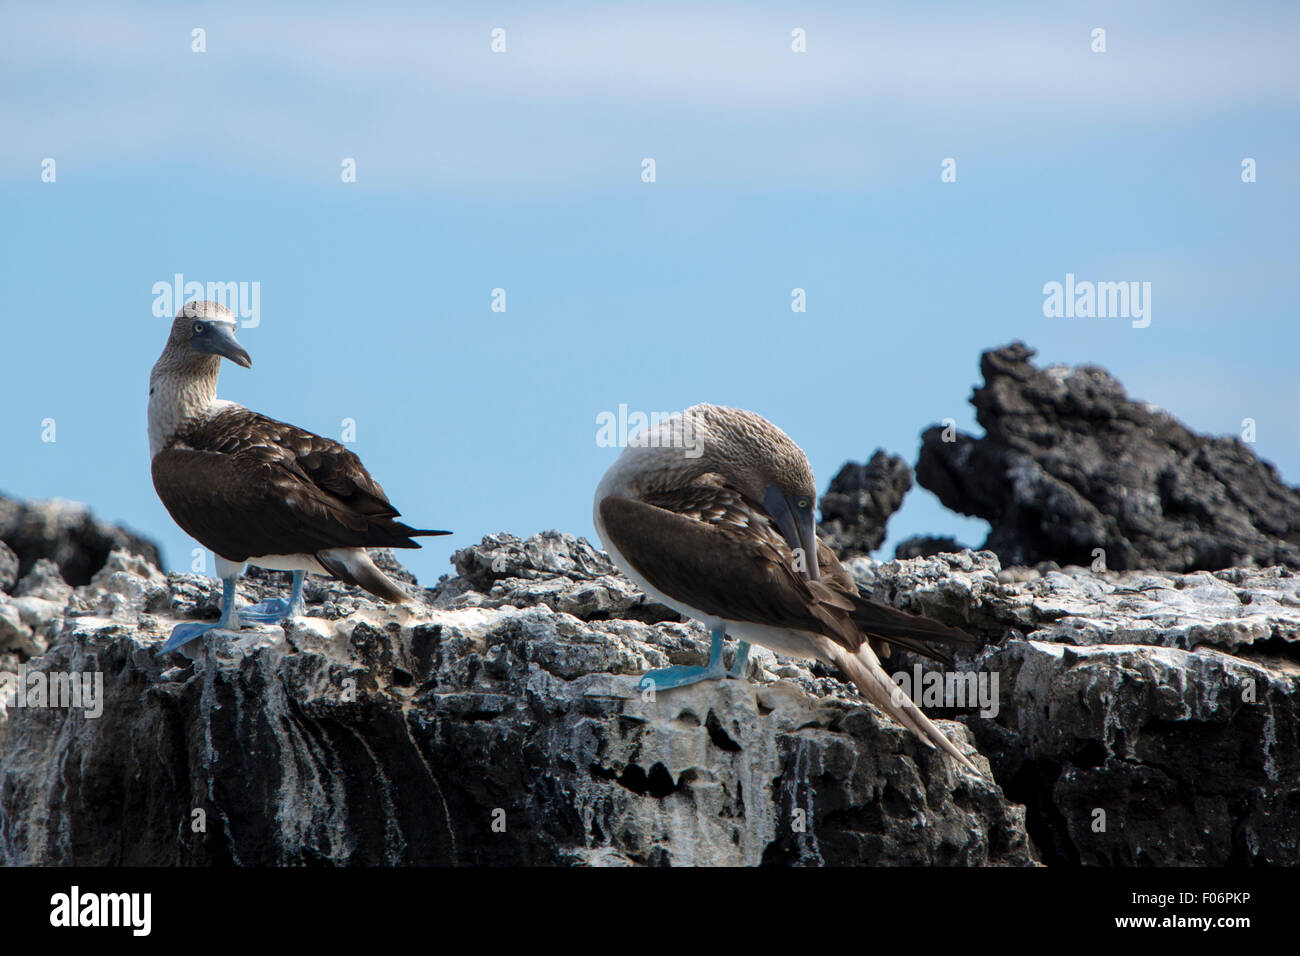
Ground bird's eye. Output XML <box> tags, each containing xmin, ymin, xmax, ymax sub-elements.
<box><xmin>796</xmin><ymin>497</ymin><xmax>810</xmax><ymax>510</ymax></box>
<box><xmin>193</xmin><ymin>322</ymin><xmax>204</xmax><ymax>334</ymax></box>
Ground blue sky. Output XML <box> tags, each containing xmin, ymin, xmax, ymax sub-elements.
<box><xmin>2</xmin><ymin>2</ymin><xmax>1298</xmax><ymax>586</ymax></box>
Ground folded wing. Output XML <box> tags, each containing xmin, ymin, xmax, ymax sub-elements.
<box><xmin>152</xmin><ymin>407</ymin><xmax>439</xmax><ymax>562</ymax></box>
<box><xmin>599</xmin><ymin>484</ymin><xmax>863</xmax><ymax>650</ymax></box>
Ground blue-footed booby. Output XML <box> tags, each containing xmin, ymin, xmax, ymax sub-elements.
<box><xmin>148</xmin><ymin>301</ymin><xmax>448</xmax><ymax>653</ymax></box>
<box><xmin>594</xmin><ymin>403</ymin><xmax>978</xmax><ymax>771</ymax></box>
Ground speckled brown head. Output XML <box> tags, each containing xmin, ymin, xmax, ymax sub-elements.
<box><xmin>678</xmin><ymin>404</ymin><xmax>823</xmax><ymax>578</ymax></box>
<box><xmin>685</xmin><ymin>403</ymin><xmax>815</xmax><ymax>501</ymax></box>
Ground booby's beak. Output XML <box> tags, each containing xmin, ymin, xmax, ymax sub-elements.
<box><xmin>194</xmin><ymin>322</ymin><xmax>252</xmax><ymax>368</ymax></box>
<box><xmin>763</xmin><ymin>486</ymin><xmax>821</xmax><ymax>581</ymax></box>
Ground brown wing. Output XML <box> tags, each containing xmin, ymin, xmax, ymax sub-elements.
<box><xmin>817</xmin><ymin>539</ymin><xmax>978</xmax><ymax>665</ymax></box>
<box><xmin>188</xmin><ymin>408</ymin><xmax>398</xmax><ymax>517</ymax></box>
<box><xmin>153</xmin><ymin>407</ymin><xmax>433</xmax><ymax>562</ymax></box>
<box><xmin>599</xmin><ymin>485</ymin><xmax>864</xmax><ymax>652</ymax></box>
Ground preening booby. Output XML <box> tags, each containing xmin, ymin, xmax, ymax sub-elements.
<box><xmin>148</xmin><ymin>301</ymin><xmax>448</xmax><ymax>653</ymax></box>
<box><xmin>594</xmin><ymin>403</ymin><xmax>979</xmax><ymax>771</ymax></box>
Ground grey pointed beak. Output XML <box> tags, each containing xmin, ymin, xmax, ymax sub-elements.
<box><xmin>764</xmin><ymin>486</ymin><xmax>821</xmax><ymax>580</ymax></box>
<box><xmin>796</xmin><ymin>505</ymin><xmax>821</xmax><ymax>581</ymax></box>
<box><xmin>196</xmin><ymin>322</ymin><xmax>252</xmax><ymax>368</ymax></box>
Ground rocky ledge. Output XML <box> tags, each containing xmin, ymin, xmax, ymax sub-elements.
<box><xmin>2</xmin><ymin>532</ymin><xmax>1296</xmax><ymax>866</ymax></box>
<box><xmin>916</xmin><ymin>342</ymin><xmax>1300</xmax><ymax>572</ymax></box>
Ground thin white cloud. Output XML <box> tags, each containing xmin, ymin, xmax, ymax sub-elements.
<box><xmin>1</xmin><ymin>2</ymin><xmax>1296</xmax><ymax>187</ymax></box>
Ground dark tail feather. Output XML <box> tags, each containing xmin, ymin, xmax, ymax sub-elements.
<box><xmin>850</xmin><ymin>593</ymin><xmax>977</xmax><ymax>666</ymax></box>
<box><xmin>375</xmin><ymin>520</ymin><xmax>452</xmax><ymax>548</ymax></box>
<box><xmin>389</xmin><ymin>522</ymin><xmax>451</xmax><ymax>539</ymax></box>
<box><xmin>316</xmin><ymin>548</ymin><xmax>410</xmax><ymax>604</ymax></box>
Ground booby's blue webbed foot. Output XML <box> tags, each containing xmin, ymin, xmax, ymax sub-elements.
<box><xmin>638</xmin><ymin>625</ymin><xmax>729</xmax><ymax>692</ymax></box>
<box><xmin>235</xmin><ymin>570</ymin><xmax>306</xmax><ymax>625</ymax></box>
<box><xmin>237</xmin><ymin>597</ymin><xmax>292</xmax><ymax>623</ymax></box>
<box><xmin>639</xmin><ymin>662</ymin><xmax>727</xmax><ymax>691</ymax></box>
<box><xmin>159</xmin><ymin>577</ymin><xmax>239</xmax><ymax>654</ymax></box>
<box><xmin>727</xmin><ymin>640</ymin><xmax>751</xmax><ymax>679</ymax></box>
<box><xmin>160</xmin><ymin>620</ymin><xmax>222</xmax><ymax>653</ymax></box>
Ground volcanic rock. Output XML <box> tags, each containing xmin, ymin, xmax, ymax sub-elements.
<box><xmin>817</xmin><ymin>451</ymin><xmax>913</xmax><ymax>558</ymax></box>
<box><xmin>915</xmin><ymin>343</ymin><xmax>1300</xmax><ymax>572</ymax></box>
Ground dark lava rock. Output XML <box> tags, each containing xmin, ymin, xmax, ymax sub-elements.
<box><xmin>0</xmin><ymin>541</ymin><xmax>17</xmax><ymax>594</ymax></box>
<box><xmin>0</xmin><ymin>534</ymin><xmax>1031</xmax><ymax>867</ymax></box>
<box><xmin>915</xmin><ymin>342</ymin><xmax>1300</xmax><ymax>572</ymax></box>
<box><xmin>817</xmin><ymin>451</ymin><xmax>913</xmax><ymax>558</ymax></box>
<box><xmin>971</xmin><ymin>640</ymin><xmax>1298</xmax><ymax>865</ymax></box>
<box><xmin>3</xmin><ymin>524</ymin><xmax>1296</xmax><ymax>866</ymax></box>
<box><xmin>895</xmin><ymin>535</ymin><xmax>972</xmax><ymax>561</ymax></box>
<box><xmin>0</xmin><ymin>494</ymin><xmax>163</xmax><ymax>586</ymax></box>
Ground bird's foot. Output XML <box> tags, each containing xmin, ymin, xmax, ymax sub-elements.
<box><xmin>638</xmin><ymin>662</ymin><xmax>727</xmax><ymax>692</ymax></box>
<box><xmin>160</xmin><ymin>621</ymin><xmax>222</xmax><ymax>653</ymax></box>
<box><xmin>158</xmin><ymin>576</ymin><xmax>240</xmax><ymax>655</ymax></box>
<box><xmin>636</xmin><ymin>626</ymin><xmax>732</xmax><ymax>693</ymax></box>
<box><xmin>237</xmin><ymin>598</ymin><xmax>295</xmax><ymax>625</ymax></box>
<box><xmin>727</xmin><ymin>641</ymin><xmax>752</xmax><ymax>679</ymax></box>
<box><xmin>238</xmin><ymin>572</ymin><xmax>307</xmax><ymax>625</ymax></box>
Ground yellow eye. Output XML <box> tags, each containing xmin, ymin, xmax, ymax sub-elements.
<box><xmin>193</xmin><ymin>322</ymin><xmax>204</xmax><ymax>334</ymax></box>
<box><xmin>796</xmin><ymin>498</ymin><xmax>810</xmax><ymax>509</ymax></box>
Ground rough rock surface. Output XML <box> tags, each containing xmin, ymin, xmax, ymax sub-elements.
<box><xmin>850</xmin><ymin>549</ymin><xmax>1300</xmax><ymax>865</ymax></box>
<box><xmin>0</xmin><ymin>534</ymin><xmax>1028</xmax><ymax>866</ymax></box>
<box><xmin>0</xmin><ymin>541</ymin><xmax>18</xmax><ymax>594</ymax></box>
<box><xmin>915</xmin><ymin>343</ymin><xmax>1300</xmax><ymax>572</ymax></box>
<box><xmin>0</xmin><ymin>494</ymin><xmax>163</xmax><ymax>586</ymax></box>
<box><xmin>817</xmin><ymin>451</ymin><xmax>913</xmax><ymax>558</ymax></box>
<box><xmin>1</xmin><ymin>529</ymin><xmax>1296</xmax><ymax>866</ymax></box>
<box><xmin>894</xmin><ymin>535</ymin><xmax>973</xmax><ymax>561</ymax></box>
<box><xmin>974</xmin><ymin>640</ymin><xmax>1298</xmax><ymax>865</ymax></box>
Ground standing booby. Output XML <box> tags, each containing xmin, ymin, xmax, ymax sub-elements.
<box><xmin>148</xmin><ymin>301</ymin><xmax>448</xmax><ymax>653</ymax></box>
<box><xmin>594</xmin><ymin>403</ymin><xmax>979</xmax><ymax>771</ymax></box>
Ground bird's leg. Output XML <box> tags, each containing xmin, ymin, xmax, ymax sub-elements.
<box><xmin>160</xmin><ymin>577</ymin><xmax>238</xmax><ymax>653</ymax></box>
<box><xmin>288</xmin><ymin>570</ymin><xmax>306</xmax><ymax>616</ymax></box>
<box><xmin>238</xmin><ymin>570</ymin><xmax>305</xmax><ymax>625</ymax></box>
<box><xmin>638</xmin><ymin>624</ymin><xmax>728</xmax><ymax>692</ymax></box>
<box><xmin>727</xmin><ymin>640</ymin><xmax>751</xmax><ymax>679</ymax></box>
